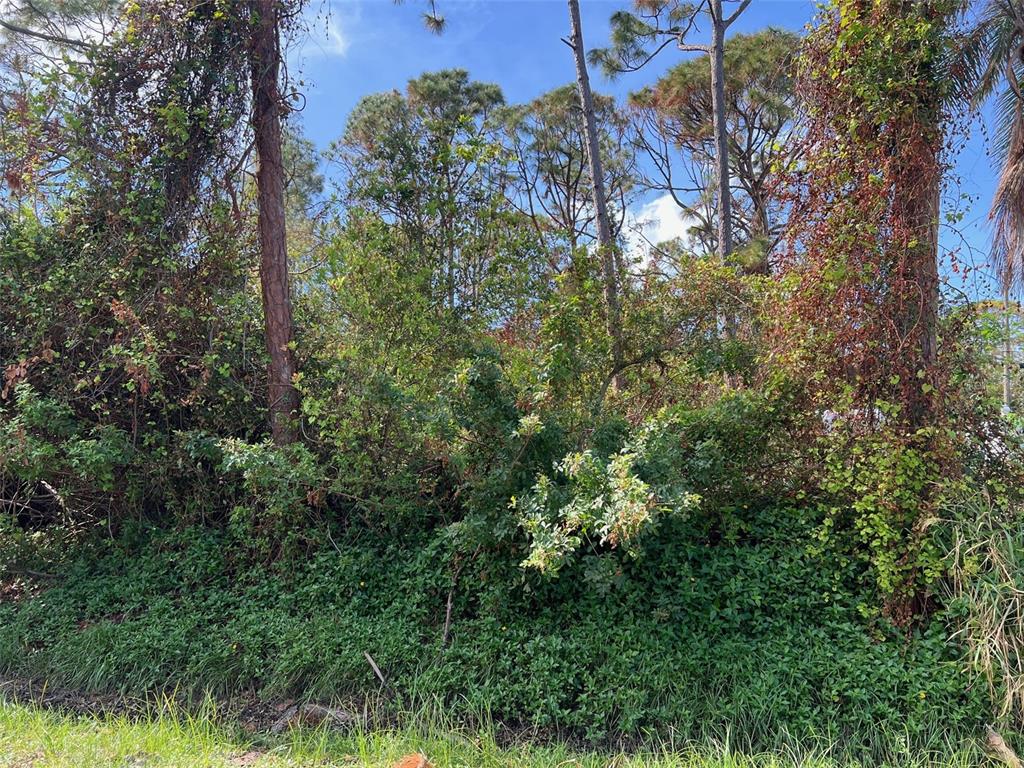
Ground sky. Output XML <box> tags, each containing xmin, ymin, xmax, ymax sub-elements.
<box><xmin>288</xmin><ymin>0</ymin><xmax>1003</xmax><ymax>300</ymax></box>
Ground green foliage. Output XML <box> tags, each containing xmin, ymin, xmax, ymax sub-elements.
<box><xmin>815</xmin><ymin>426</ymin><xmax>945</xmax><ymax>605</ymax></box>
<box><xmin>516</xmin><ymin>412</ymin><xmax>702</xmax><ymax>573</ymax></box>
<box><xmin>961</xmin><ymin>299</ymin><xmax>1024</xmax><ymax>413</ymax></box>
<box><xmin>0</xmin><ymin>383</ymin><xmax>135</xmax><ymax>519</ymax></box>
<box><xmin>0</xmin><ymin>520</ymin><xmax>988</xmax><ymax>757</ymax></box>
<box><xmin>0</xmin><ymin>27</ymin><xmax>267</xmax><ymax>525</ymax></box>
<box><xmin>0</xmin><ymin>697</ymin><xmax>991</xmax><ymax>768</ymax></box>
<box><xmin>209</xmin><ymin>436</ymin><xmax>327</xmax><ymax>559</ymax></box>
<box><xmin>937</xmin><ymin>487</ymin><xmax>1024</xmax><ymax>729</ymax></box>
<box><xmin>499</xmin><ymin>83</ymin><xmax>635</xmax><ymax>250</ymax></box>
<box><xmin>516</xmin><ymin>385</ymin><xmax>807</xmax><ymax>574</ymax></box>
<box><xmin>0</xmin><ymin>3</ymin><xmax>1016</xmax><ymax>755</ymax></box>
<box><xmin>628</xmin><ymin>28</ymin><xmax>799</xmax><ymax>259</ymax></box>
<box><xmin>780</xmin><ymin>0</ymin><xmax>959</xmax><ymax>430</ymax></box>
<box><xmin>327</xmin><ymin>69</ymin><xmax>545</xmax><ymax>328</ymax></box>
<box><xmin>828</xmin><ymin>0</ymin><xmax>958</xmax><ymax>124</ymax></box>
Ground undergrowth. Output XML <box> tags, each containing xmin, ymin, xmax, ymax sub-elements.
<box><xmin>0</xmin><ymin>513</ymin><xmax>988</xmax><ymax>761</ymax></box>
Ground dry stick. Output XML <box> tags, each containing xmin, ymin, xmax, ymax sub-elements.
<box><xmin>364</xmin><ymin>651</ymin><xmax>386</xmax><ymax>687</ymax></box>
<box><xmin>4</xmin><ymin>568</ymin><xmax>57</xmax><ymax>580</ymax></box>
<box><xmin>0</xmin><ymin>18</ymin><xmax>91</xmax><ymax>49</ymax></box>
<box><xmin>39</xmin><ymin>480</ymin><xmax>68</xmax><ymax>526</ymax></box>
<box><xmin>438</xmin><ymin>561</ymin><xmax>462</xmax><ymax>651</ymax></box>
<box><xmin>438</xmin><ymin>551</ymin><xmax>474</xmax><ymax>651</ymax></box>
<box><xmin>987</xmin><ymin>725</ymin><xmax>1023</xmax><ymax>768</ymax></box>
<box><xmin>440</xmin><ymin>586</ymin><xmax>455</xmax><ymax>649</ymax></box>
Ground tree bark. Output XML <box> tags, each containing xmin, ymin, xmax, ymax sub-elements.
<box><xmin>899</xmin><ymin>0</ymin><xmax>943</xmax><ymax>431</ymax></box>
<box><xmin>918</xmin><ymin>169</ymin><xmax>940</xmax><ymax>369</ymax></box>
<box><xmin>567</xmin><ymin>0</ymin><xmax>625</xmax><ymax>391</ymax></box>
<box><xmin>893</xmin><ymin>129</ymin><xmax>940</xmax><ymax>431</ymax></box>
<box><xmin>709</xmin><ymin>0</ymin><xmax>733</xmax><ymax>262</ymax></box>
<box><xmin>1004</xmin><ymin>284</ymin><xmax>1013</xmax><ymax>413</ymax></box>
<box><xmin>250</xmin><ymin>0</ymin><xmax>299</xmax><ymax>444</ymax></box>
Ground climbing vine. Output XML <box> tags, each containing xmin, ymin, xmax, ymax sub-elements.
<box><xmin>774</xmin><ymin>0</ymin><xmax>968</xmax><ymax>621</ymax></box>
<box><xmin>777</xmin><ymin>0</ymin><xmax>960</xmax><ymax>430</ymax></box>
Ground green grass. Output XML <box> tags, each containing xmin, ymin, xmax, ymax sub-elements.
<box><xmin>0</xmin><ymin>698</ymin><xmax>993</xmax><ymax>768</ymax></box>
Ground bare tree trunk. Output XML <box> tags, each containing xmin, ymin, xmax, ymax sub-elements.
<box><xmin>567</xmin><ymin>0</ymin><xmax>625</xmax><ymax>391</ymax></box>
<box><xmin>1005</xmin><ymin>284</ymin><xmax>1013</xmax><ymax>413</ymax></box>
<box><xmin>250</xmin><ymin>0</ymin><xmax>299</xmax><ymax>445</ymax></box>
<box><xmin>709</xmin><ymin>0</ymin><xmax>733</xmax><ymax>262</ymax></box>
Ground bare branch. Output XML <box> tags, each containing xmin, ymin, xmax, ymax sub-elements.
<box><xmin>723</xmin><ymin>0</ymin><xmax>752</xmax><ymax>29</ymax></box>
<box><xmin>0</xmin><ymin>17</ymin><xmax>91</xmax><ymax>50</ymax></box>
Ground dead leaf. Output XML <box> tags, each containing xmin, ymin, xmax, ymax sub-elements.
<box><xmin>392</xmin><ymin>754</ymin><xmax>432</xmax><ymax>768</ymax></box>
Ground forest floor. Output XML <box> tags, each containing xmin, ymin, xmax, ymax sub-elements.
<box><xmin>0</xmin><ymin>679</ymin><xmax>991</xmax><ymax>768</ymax></box>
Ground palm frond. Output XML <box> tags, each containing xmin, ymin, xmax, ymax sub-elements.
<box><xmin>992</xmin><ymin>101</ymin><xmax>1024</xmax><ymax>289</ymax></box>
<box><xmin>964</xmin><ymin>0</ymin><xmax>1024</xmax><ymax>287</ymax></box>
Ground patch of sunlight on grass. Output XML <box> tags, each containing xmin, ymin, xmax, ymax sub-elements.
<box><xmin>0</xmin><ymin>698</ymin><xmax>987</xmax><ymax>768</ymax></box>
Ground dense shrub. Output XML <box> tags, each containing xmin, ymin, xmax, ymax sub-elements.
<box><xmin>0</xmin><ymin>517</ymin><xmax>986</xmax><ymax>755</ymax></box>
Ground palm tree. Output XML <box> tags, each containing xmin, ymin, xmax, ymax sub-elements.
<box><xmin>965</xmin><ymin>0</ymin><xmax>1024</xmax><ymax>288</ymax></box>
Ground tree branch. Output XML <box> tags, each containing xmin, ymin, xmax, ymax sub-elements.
<box><xmin>723</xmin><ymin>0</ymin><xmax>752</xmax><ymax>29</ymax></box>
<box><xmin>0</xmin><ymin>17</ymin><xmax>91</xmax><ymax>50</ymax></box>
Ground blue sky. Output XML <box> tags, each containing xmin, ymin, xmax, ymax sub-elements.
<box><xmin>290</xmin><ymin>0</ymin><xmax>1002</xmax><ymax>299</ymax></box>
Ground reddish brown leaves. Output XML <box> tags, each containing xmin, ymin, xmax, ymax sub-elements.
<box><xmin>392</xmin><ymin>754</ymin><xmax>433</xmax><ymax>768</ymax></box>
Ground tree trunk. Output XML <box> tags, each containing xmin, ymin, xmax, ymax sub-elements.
<box><xmin>567</xmin><ymin>0</ymin><xmax>625</xmax><ymax>391</ymax></box>
<box><xmin>1005</xmin><ymin>284</ymin><xmax>1013</xmax><ymax>414</ymax></box>
<box><xmin>250</xmin><ymin>0</ymin><xmax>299</xmax><ymax>445</ymax></box>
<box><xmin>709</xmin><ymin>0</ymin><xmax>733</xmax><ymax>262</ymax></box>
<box><xmin>899</xmin><ymin>0</ymin><xmax>943</xmax><ymax>431</ymax></box>
<box><xmin>919</xmin><ymin>170</ymin><xmax>940</xmax><ymax>371</ymax></box>
<box><xmin>896</xmin><ymin>132</ymin><xmax>940</xmax><ymax>431</ymax></box>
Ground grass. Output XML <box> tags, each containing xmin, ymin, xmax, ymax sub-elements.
<box><xmin>0</xmin><ymin>697</ymin><xmax>996</xmax><ymax>768</ymax></box>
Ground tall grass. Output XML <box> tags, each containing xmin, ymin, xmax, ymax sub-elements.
<box><xmin>942</xmin><ymin>489</ymin><xmax>1024</xmax><ymax>726</ymax></box>
<box><xmin>0</xmin><ymin>697</ymin><xmax>990</xmax><ymax>768</ymax></box>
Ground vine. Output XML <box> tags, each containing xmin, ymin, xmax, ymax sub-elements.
<box><xmin>775</xmin><ymin>0</ymin><xmax>966</xmax><ymax>622</ymax></box>
<box><xmin>777</xmin><ymin>0</ymin><xmax>960</xmax><ymax>430</ymax></box>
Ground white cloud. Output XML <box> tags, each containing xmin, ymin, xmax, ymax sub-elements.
<box><xmin>301</xmin><ymin>2</ymin><xmax>354</xmax><ymax>59</ymax></box>
<box><xmin>624</xmin><ymin>193</ymin><xmax>698</xmax><ymax>259</ymax></box>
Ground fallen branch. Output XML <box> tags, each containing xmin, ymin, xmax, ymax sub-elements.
<box><xmin>987</xmin><ymin>725</ymin><xmax>1022</xmax><ymax>768</ymax></box>
<box><xmin>3</xmin><ymin>567</ymin><xmax>58</xmax><ymax>580</ymax></box>
<box><xmin>440</xmin><ymin>586</ymin><xmax>455</xmax><ymax>649</ymax></box>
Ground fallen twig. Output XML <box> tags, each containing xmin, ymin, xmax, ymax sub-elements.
<box><xmin>364</xmin><ymin>651</ymin><xmax>386</xmax><ymax>686</ymax></box>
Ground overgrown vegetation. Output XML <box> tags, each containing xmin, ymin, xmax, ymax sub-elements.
<box><xmin>0</xmin><ymin>516</ymin><xmax>989</xmax><ymax>754</ymax></box>
<box><xmin>1</xmin><ymin>0</ymin><xmax>1024</xmax><ymax>762</ymax></box>
<box><xmin>0</xmin><ymin>697</ymin><xmax>992</xmax><ymax>768</ymax></box>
